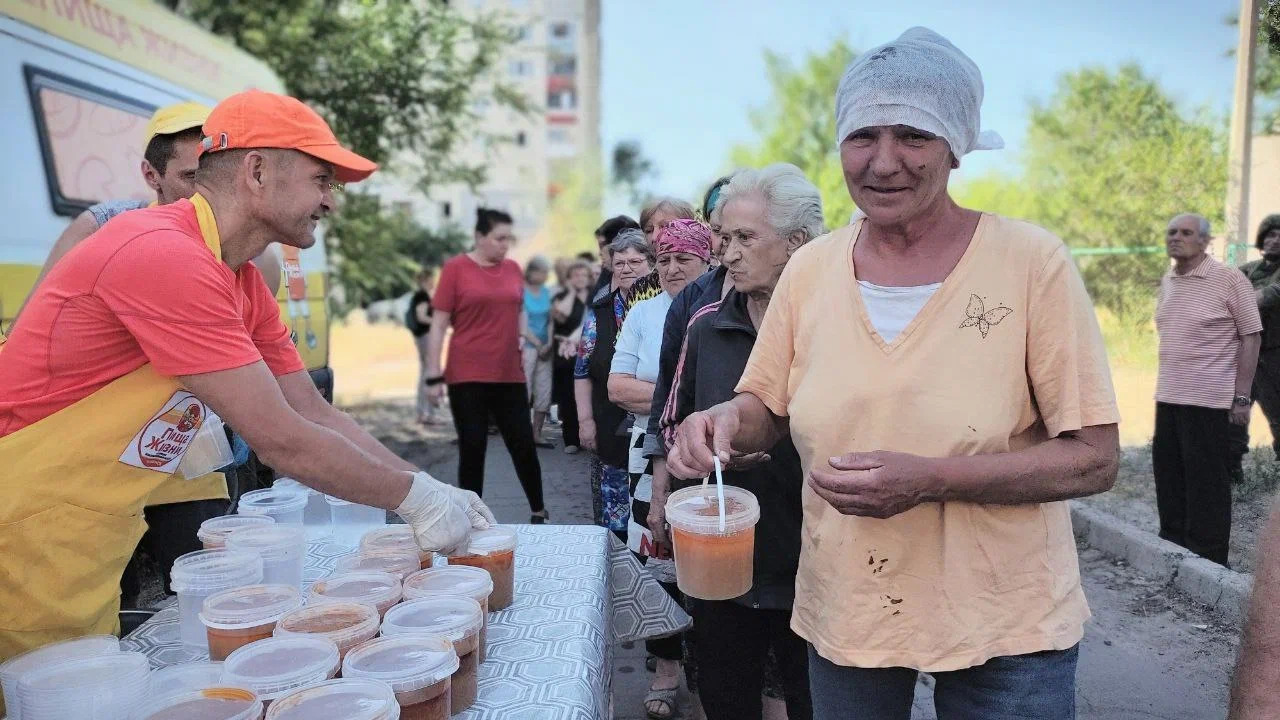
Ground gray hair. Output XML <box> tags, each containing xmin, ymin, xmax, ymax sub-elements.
<box><xmin>1170</xmin><ymin>213</ymin><xmax>1211</xmax><ymax>238</ymax></box>
<box><xmin>716</xmin><ymin>163</ymin><xmax>826</xmax><ymax>243</ymax></box>
<box><xmin>610</xmin><ymin>228</ymin><xmax>656</xmax><ymax>264</ymax></box>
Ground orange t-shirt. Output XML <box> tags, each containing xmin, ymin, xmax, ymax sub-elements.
<box><xmin>0</xmin><ymin>199</ymin><xmax>305</xmax><ymax>437</ymax></box>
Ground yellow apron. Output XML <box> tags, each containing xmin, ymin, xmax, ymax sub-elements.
<box><xmin>0</xmin><ymin>193</ymin><xmax>233</xmax><ymax>674</ymax></box>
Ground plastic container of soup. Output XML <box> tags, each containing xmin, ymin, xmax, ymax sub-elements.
<box><xmin>0</xmin><ymin>635</ymin><xmax>120</xmax><ymax>720</ymax></box>
<box><xmin>225</xmin><ymin>525</ymin><xmax>306</xmax><ymax>591</ymax></box>
<box><xmin>170</xmin><ymin>549</ymin><xmax>265</xmax><ymax>649</ymax></box>
<box><xmin>402</xmin><ymin>566</ymin><xmax>493</xmax><ymax>661</ymax></box>
<box><xmin>264</xmin><ymin>678</ymin><xmax>400</xmax><ymax>720</ymax></box>
<box><xmin>220</xmin><ymin>636</ymin><xmax>340</xmax><ymax>706</ymax></box>
<box><xmin>200</xmin><ymin>584</ymin><xmax>304</xmax><ymax>660</ymax></box>
<box><xmin>273</xmin><ymin>601</ymin><xmax>380</xmax><ymax>659</ymax></box>
<box><xmin>273</xmin><ymin>478</ymin><xmax>332</xmax><ymax>541</ymax></box>
<box><xmin>308</xmin><ymin>571</ymin><xmax>402</xmax><ymax>618</ymax></box>
<box><xmin>135</xmin><ymin>687</ymin><xmax>263</xmax><ymax>720</ymax></box>
<box><xmin>335</xmin><ymin>549</ymin><xmax>422</xmax><ymax>580</ymax></box>
<box><xmin>198</xmin><ymin>515</ymin><xmax>276</xmax><ymax>550</ymax></box>
<box><xmin>664</xmin><ymin>485</ymin><xmax>761</xmax><ymax>601</ymax></box>
<box><xmin>149</xmin><ymin>660</ymin><xmax>225</xmax><ymax>699</ymax></box>
<box><xmin>342</xmin><ymin>636</ymin><xmax>458</xmax><ymax>720</ymax></box>
<box><xmin>326</xmin><ymin>496</ymin><xmax>386</xmax><ymax>546</ymax></box>
<box><xmin>380</xmin><ymin>597</ymin><xmax>484</xmax><ymax>713</ymax></box>
<box><xmin>446</xmin><ymin>526</ymin><xmax>517</xmax><ymax>610</ymax></box>
<box><xmin>16</xmin><ymin>650</ymin><xmax>150</xmax><ymax>720</ymax></box>
<box><xmin>360</xmin><ymin>525</ymin><xmax>431</xmax><ymax>570</ymax></box>
<box><xmin>236</xmin><ymin>488</ymin><xmax>308</xmax><ymax>526</ymax></box>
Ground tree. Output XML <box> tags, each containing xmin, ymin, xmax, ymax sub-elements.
<box><xmin>730</xmin><ymin>40</ymin><xmax>858</xmax><ymax>229</ymax></box>
<box><xmin>611</xmin><ymin>140</ymin><xmax>656</xmax><ymax>206</ymax></box>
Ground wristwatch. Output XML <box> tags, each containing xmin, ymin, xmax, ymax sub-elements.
<box><xmin>1233</xmin><ymin>395</ymin><xmax>1253</xmax><ymax>407</ymax></box>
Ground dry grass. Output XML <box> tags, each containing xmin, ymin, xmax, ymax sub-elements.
<box><xmin>331</xmin><ymin>314</ymin><xmax>422</xmax><ymax>404</ymax></box>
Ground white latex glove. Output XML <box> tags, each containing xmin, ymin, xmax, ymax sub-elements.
<box><xmin>445</xmin><ymin>484</ymin><xmax>495</xmax><ymax>530</ymax></box>
<box><xmin>395</xmin><ymin>472</ymin><xmax>472</xmax><ymax>554</ymax></box>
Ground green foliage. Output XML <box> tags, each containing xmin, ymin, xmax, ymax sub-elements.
<box><xmin>611</xmin><ymin>140</ymin><xmax>656</xmax><ymax>206</ymax></box>
<box><xmin>545</xmin><ymin>154</ymin><xmax>606</xmax><ymax>258</ymax></box>
<box><xmin>729</xmin><ymin>41</ymin><xmax>858</xmax><ymax>229</ymax></box>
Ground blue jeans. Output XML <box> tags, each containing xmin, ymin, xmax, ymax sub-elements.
<box><xmin>809</xmin><ymin>643</ymin><xmax>1078</xmax><ymax>720</ymax></box>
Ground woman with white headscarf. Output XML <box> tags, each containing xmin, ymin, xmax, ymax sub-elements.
<box><xmin>670</xmin><ymin>27</ymin><xmax>1120</xmax><ymax>719</ymax></box>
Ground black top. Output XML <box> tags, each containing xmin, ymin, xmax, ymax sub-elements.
<box><xmin>1241</xmin><ymin>259</ymin><xmax>1280</xmax><ymax>349</ymax></box>
<box><xmin>552</xmin><ymin>288</ymin><xmax>587</xmax><ymax>336</ymax></box>
<box><xmin>585</xmin><ymin>289</ymin><xmax>631</xmax><ymax>467</ymax></box>
<box><xmin>407</xmin><ymin>290</ymin><xmax>433</xmax><ymax>337</ymax></box>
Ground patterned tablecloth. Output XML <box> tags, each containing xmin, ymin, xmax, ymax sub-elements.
<box><xmin>123</xmin><ymin>524</ymin><xmax>690</xmax><ymax>720</ymax></box>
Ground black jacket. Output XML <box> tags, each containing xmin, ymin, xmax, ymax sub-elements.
<box><xmin>585</xmin><ymin>289</ymin><xmax>631</xmax><ymax>467</ymax></box>
<box><xmin>667</xmin><ymin>288</ymin><xmax>803</xmax><ymax>610</ymax></box>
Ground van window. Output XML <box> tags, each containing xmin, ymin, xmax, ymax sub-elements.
<box><xmin>25</xmin><ymin>66</ymin><xmax>155</xmax><ymax>217</ymax></box>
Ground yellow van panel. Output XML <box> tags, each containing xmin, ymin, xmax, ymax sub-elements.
<box><xmin>0</xmin><ymin>263</ymin><xmax>39</xmax><ymax>325</ymax></box>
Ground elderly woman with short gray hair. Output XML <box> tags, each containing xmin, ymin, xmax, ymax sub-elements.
<box><xmin>671</xmin><ymin>27</ymin><xmax>1119</xmax><ymax>719</ymax></box>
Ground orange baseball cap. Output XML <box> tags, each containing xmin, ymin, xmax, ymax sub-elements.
<box><xmin>200</xmin><ymin>89</ymin><xmax>377</xmax><ymax>183</ymax></box>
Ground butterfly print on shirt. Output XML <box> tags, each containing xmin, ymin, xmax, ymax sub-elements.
<box><xmin>959</xmin><ymin>294</ymin><xmax>1013</xmax><ymax>339</ymax></box>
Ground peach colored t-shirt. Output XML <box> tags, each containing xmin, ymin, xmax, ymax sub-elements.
<box><xmin>736</xmin><ymin>215</ymin><xmax>1120</xmax><ymax>672</ymax></box>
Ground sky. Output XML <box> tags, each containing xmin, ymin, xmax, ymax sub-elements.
<box><xmin>599</xmin><ymin>0</ymin><xmax>1241</xmax><ymax>211</ymax></box>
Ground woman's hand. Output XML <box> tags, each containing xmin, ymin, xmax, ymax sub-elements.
<box><xmin>808</xmin><ymin>451</ymin><xmax>942</xmax><ymax>519</ymax></box>
<box><xmin>580</xmin><ymin>418</ymin><xmax>597</xmax><ymax>451</ymax></box>
<box><xmin>428</xmin><ymin>383</ymin><xmax>446</xmax><ymax>404</ymax></box>
<box><xmin>538</xmin><ymin>343</ymin><xmax>553</xmax><ymax>361</ymax></box>
<box><xmin>669</xmin><ymin>403</ymin><xmax>741</xmax><ymax>479</ymax></box>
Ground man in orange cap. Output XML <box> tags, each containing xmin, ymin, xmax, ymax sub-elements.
<box><xmin>0</xmin><ymin>90</ymin><xmax>492</xmax><ymax>667</ymax></box>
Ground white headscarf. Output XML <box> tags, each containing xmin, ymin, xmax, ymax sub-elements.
<box><xmin>834</xmin><ymin>27</ymin><xmax>1003</xmax><ymax>158</ymax></box>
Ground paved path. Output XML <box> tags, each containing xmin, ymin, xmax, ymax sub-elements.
<box><xmin>351</xmin><ymin>400</ymin><xmax>1239</xmax><ymax>719</ymax></box>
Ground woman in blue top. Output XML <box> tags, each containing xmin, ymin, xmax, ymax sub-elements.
<box><xmin>521</xmin><ymin>256</ymin><xmax>555</xmax><ymax>447</ymax></box>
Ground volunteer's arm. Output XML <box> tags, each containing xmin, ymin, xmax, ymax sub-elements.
<box><xmin>277</xmin><ymin>369</ymin><xmax>416</xmax><ymax>473</ymax></box>
<box><xmin>11</xmin><ymin>210</ymin><xmax>99</xmax><ymax>324</ymax></box>
<box><xmin>1230</xmin><ymin>497</ymin><xmax>1280</xmax><ymax>719</ymax></box>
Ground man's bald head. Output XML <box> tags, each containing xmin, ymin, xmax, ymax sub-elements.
<box><xmin>1169</xmin><ymin>213</ymin><xmax>1211</xmax><ymax>239</ymax></box>
<box><xmin>1166</xmin><ymin>213</ymin><xmax>1212</xmax><ymax>263</ymax></box>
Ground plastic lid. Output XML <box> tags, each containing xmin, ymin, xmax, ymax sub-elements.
<box><xmin>149</xmin><ymin>660</ymin><xmax>225</xmax><ymax>698</ymax></box>
<box><xmin>380</xmin><ymin>597</ymin><xmax>484</xmax><ymax>642</ymax></box>
<box><xmin>335</xmin><ymin>550</ymin><xmax>421</xmax><ymax>580</ymax></box>
<box><xmin>171</xmin><ymin>549</ymin><xmax>265</xmax><ymax>593</ymax></box>
<box><xmin>264</xmin><ymin>678</ymin><xmax>399</xmax><ymax>720</ymax></box>
<box><xmin>448</xmin><ymin>526</ymin><xmax>518</xmax><ymax>557</ymax></box>
<box><xmin>341</xmin><ymin>635</ymin><xmax>459</xmax><ymax>693</ymax></box>
<box><xmin>0</xmin><ymin>634</ymin><xmax>119</xmax><ymax>687</ymax></box>
<box><xmin>664</xmin><ymin>484</ymin><xmax>761</xmax><ymax>535</ymax></box>
<box><xmin>197</xmin><ymin>515</ymin><xmax>276</xmax><ymax>546</ymax></box>
<box><xmin>200</xmin><ymin>584</ymin><xmax>303</xmax><ymax>629</ymax></box>
<box><xmin>221</xmin><ymin>636</ymin><xmax>340</xmax><ymax>699</ymax></box>
<box><xmin>273</xmin><ymin>477</ymin><xmax>319</xmax><ymax>496</ymax></box>
<box><xmin>225</xmin><ymin>525</ymin><xmax>306</xmax><ymax>559</ymax></box>
<box><xmin>358</xmin><ymin>525</ymin><xmax>417</xmax><ymax>554</ymax></box>
<box><xmin>237</xmin><ymin>488</ymin><xmax>308</xmax><ymax>515</ymax></box>
<box><xmin>274</xmin><ymin>602</ymin><xmax>380</xmax><ymax>649</ymax></box>
<box><xmin>309</xmin><ymin>571</ymin><xmax>402</xmax><ymax>609</ymax></box>
<box><xmin>402</xmin><ymin>566</ymin><xmax>492</xmax><ymax>603</ymax></box>
<box><xmin>18</xmin><ymin>650</ymin><xmax>150</xmax><ymax>695</ymax></box>
<box><xmin>136</xmin><ymin>687</ymin><xmax>262</xmax><ymax>720</ymax></box>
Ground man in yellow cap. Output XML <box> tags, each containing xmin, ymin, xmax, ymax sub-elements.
<box><xmin>0</xmin><ymin>90</ymin><xmax>492</xmax><ymax>672</ymax></box>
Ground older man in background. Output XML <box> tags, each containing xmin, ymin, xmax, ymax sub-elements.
<box><xmin>1154</xmin><ymin>213</ymin><xmax>1261</xmax><ymax>567</ymax></box>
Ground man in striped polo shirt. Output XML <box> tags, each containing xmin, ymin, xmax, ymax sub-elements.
<box><xmin>1154</xmin><ymin>213</ymin><xmax>1262</xmax><ymax>566</ymax></box>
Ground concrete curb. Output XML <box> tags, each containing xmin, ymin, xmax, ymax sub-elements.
<box><xmin>1071</xmin><ymin>501</ymin><xmax>1254</xmax><ymax>626</ymax></box>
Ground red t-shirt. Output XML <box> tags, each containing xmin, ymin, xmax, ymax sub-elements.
<box><xmin>434</xmin><ymin>254</ymin><xmax>525</xmax><ymax>384</ymax></box>
<box><xmin>0</xmin><ymin>199</ymin><xmax>305</xmax><ymax>437</ymax></box>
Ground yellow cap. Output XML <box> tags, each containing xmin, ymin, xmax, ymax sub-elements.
<box><xmin>142</xmin><ymin>101</ymin><xmax>212</xmax><ymax>151</ymax></box>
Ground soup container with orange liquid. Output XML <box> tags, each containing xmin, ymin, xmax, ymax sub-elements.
<box><xmin>402</xmin><ymin>566</ymin><xmax>493</xmax><ymax>662</ymax></box>
<box><xmin>264</xmin><ymin>678</ymin><xmax>399</xmax><ymax>720</ymax></box>
<box><xmin>445</xmin><ymin>526</ymin><xmax>517</xmax><ymax>610</ymax></box>
<box><xmin>273</xmin><ymin>601</ymin><xmax>380</xmax><ymax>659</ymax></box>
<box><xmin>308</xmin><ymin>571</ymin><xmax>402</xmax><ymax>618</ymax></box>
<box><xmin>135</xmin><ymin>687</ymin><xmax>263</xmax><ymax>720</ymax></box>
<box><xmin>360</xmin><ymin>525</ymin><xmax>431</xmax><ymax>570</ymax></box>
<box><xmin>171</xmin><ymin>550</ymin><xmax>264</xmax><ymax>650</ymax></box>
<box><xmin>197</xmin><ymin>515</ymin><xmax>276</xmax><ymax>550</ymax></box>
<box><xmin>342</xmin><ymin>635</ymin><xmax>458</xmax><ymax>720</ymax></box>
<box><xmin>221</xmin><ymin>636</ymin><xmax>340</xmax><ymax>708</ymax></box>
<box><xmin>380</xmin><ymin>597</ymin><xmax>484</xmax><ymax>713</ymax></box>
<box><xmin>664</xmin><ymin>485</ymin><xmax>760</xmax><ymax>601</ymax></box>
<box><xmin>200</xmin><ymin>584</ymin><xmax>303</xmax><ymax>660</ymax></box>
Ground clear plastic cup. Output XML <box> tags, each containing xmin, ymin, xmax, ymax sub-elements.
<box><xmin>221</xmin><ymin>636</ymin><xmax>340</xmax><ymax>706</ymax></box>
<box><xmin>226</xmin><ymin>525</ymin><xmax>307</xmax><ymax>591</ymax></box>
<box><xmin>402</xmin><ymin>566</ymin><xmax>493</xmax><ymax>661</ymax></box>
<box><xmin>0</xmin><ymin>635</ymin><xmax>120</xmax><ymax>720</ymax></box>
<box><xmin>326</xmin><ymin>496</ymin><xmax>387</xmax><ymax>547</ymax></box>
<box><xmin>335</xmin><ymin>549</ymin><xmax>421</xmax><ymax>580</ymax></box>
<box><xmin>308</xmin><ymin>571</ymin><xmax>402</xmax><ymax>618</ymax></box>
<box><xmin>200</xmin><ymin>584</ymin><xmax>304</xmax><ymax>661</ymax></box>
<box><xmin>446</xmin><ymin>526</ymin><xmax>517</xmax><ymax>610</ymax></box>
<box><xmin>380</xmin><ymin>597</ymin><xmax>484</xmax><ymax>713</ymax></box>
<box><xmin>171</xmin><ymin>549</ymin><xmax>266</xmax><ymax>649</ymax></box>
<box><xmin>664</xmin><ymin>484</ymin><xmax>761</xmax><ymax>601</ymax></box>
<box><xmin>149</xmin><ymin>660</ymin><xmax>225</xmax><ymax>699</ymax></box>
<box><xmin>360</xmin><ymin>525</ymin><xmax>431</xmax><ymax>570</ymax></box>
<box><xmin>17</xmin><ymin>650</ymin><xmax>150</xmax><ymax>720</ymax></box>
<box><xmin>135</xmin><ymin>687</ymin><xmax>264</xmax><ymax>720</ymax></box>
<box><xmin>274</xmin><ymin>478</ymin><xmax>332</xmax><ymax>541</ymax></box>
<box><xmin>198</xmin><ymin>515</ymin><xmax>277</xmax><ymax>550</ymax></box>
<box><xmin>236</xmin><ymin>488</ymin><xmax>309</xmax><ymax>526</ymax></box>
<box><xmin>342</xmin><ymin>636</ymin><xmax>458</xmax><ymax>720</ymax></box>
<box><xmin>176</xmin><ymin>414</ymin><xmax>235</xmax><ymax>480</ymax></box>
<box><xmin>264</xmin><ymin>678</ymin><xmax>400</xmax><ymax>720</ymax></box>
<box><xmin>273</xmin><ymin>601</ymin><xmax>380</xmax><ymax>659</ymax></box>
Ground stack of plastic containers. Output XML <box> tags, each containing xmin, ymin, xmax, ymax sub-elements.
<box><xmin>198</xmin><ymin>515</ymin><xmax>276</xmax><ymax>550</ymax></box>
<box><xmin>360</xmin><ymin>525</ymin><xmax>431</xmax><ymax>570</ymax></box>
<box><xmin>402</xmin><ymin>566</ymin><xmax>494</xmax><ymax>661</ymax></box>
<box><xmin>226</xmin><ymin>525</ymin><xmax>307</xmax><ymax>590</ymax></box>
<box><xmin>133</xmin><ymin>687</ymin><xmax>264</xmax><ymax>720</ymax></box>
<box><xmin>16</xmin><ymin>650</ymin><xmax>150</xmax><ymax>720</ymax></box>
<box><xmin>308</xmin><ymin>571</ymin><xmax>402</xmax><ymax>618</ymax></box>
<box><xmin>221</xmin><ymin>636</ymin><xmax>341</xmax><ymax>708</ymax></box>
<box><xmin>0</xmin><ymin>635</ymin><xmax>120</xmax><ymax>719</ymax></box>
<box><xmin>264</xmin><ymin>678</ymin><xmax>400</xmax><ymax>720</ymax></box>
<box><xmin>273</xmin><ymin>602</ymin><xmax>380</xmax><ymax>659</ymax></box>
<box><xmin>170</xmin><ymin>549</ymin><xmax>265</xmax><ymax>649</ymax></box>
<box><xmin>342</xmin><ymin>635</ymin><xmax>458</xmax><ymax>720</ymax></box>
<box><xmin>446</xmin><ymin>526</ymin><xmax>518</xmax><ymax>609</ymax></box>
<box><xmin>273</xmin><ymin>478</ymin><xmax>331</xmax><ymax>540</ymax></box>
<box><xmin>380</xmin><ymin>597</ymin><xmax>484</xmax><ymax>713</ymax></box>
<box><xmin>200</xmin><ymin>584</ymin><xmax>304</xmax><ymax>660</ymax></box>
<box><xmin>236</xmin><ymin>488</ymin><xmax>308</xmax><ymax>526</ymax></box>
<box><xmin>326</xmin><ymin>496</ymin><xmax>387</xmax><ymax>547</ymax></box>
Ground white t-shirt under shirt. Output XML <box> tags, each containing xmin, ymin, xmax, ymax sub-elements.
<box><xmin>858</xmin><ymin>280</ymin><xmax>942</xmax><ymax>343</ymax></box>
<box><xmin>610</xmin><ymin>292</ymin><xmax>673</xmax><ymax>430</ymax></box>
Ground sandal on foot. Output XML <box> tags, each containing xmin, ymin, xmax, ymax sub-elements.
<box><xmin>644</xmin><ymin>686</ymin><xmax>678</xmax><ymax>720</ymax></box>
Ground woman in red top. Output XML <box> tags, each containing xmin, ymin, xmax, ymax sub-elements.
<box><xmin>426</xmin><ymin>208</ymin><xmax>547</xmax><ymax>523</ymax></box>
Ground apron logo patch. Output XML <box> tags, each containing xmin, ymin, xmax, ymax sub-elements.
<box><xmin>119</xmin><ymin>392</ymin><xmax>206</xmax><ymax>473</ymax></box>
